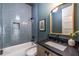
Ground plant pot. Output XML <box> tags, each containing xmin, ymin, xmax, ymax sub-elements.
<box><xmin>68</xmin><ymin>39</ymin><xmax>75</xmax><ymax>46</ymax></box>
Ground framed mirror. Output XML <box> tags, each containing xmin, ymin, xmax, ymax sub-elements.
<box><xmin>49</xmin><ymin>3</ymin><xmax>75</xmax><ymax>35</ymax></box>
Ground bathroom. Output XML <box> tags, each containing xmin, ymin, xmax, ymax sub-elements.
<box><xmin>0</xmin><ymin>3</ymin><xmax>79</xmax><ymax>56</ymax></box>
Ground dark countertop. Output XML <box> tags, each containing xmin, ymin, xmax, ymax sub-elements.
<box><xmin>37</xmin><ymin>39</ymin><xmax>79</xmax><ymax>56</ymax></box>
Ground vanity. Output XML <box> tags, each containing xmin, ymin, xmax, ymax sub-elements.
<box><xmin>37</xmin><ymin>41</ymin><xmax>66</xmax><ymax>56</ymax></box>
<box><xmin>37</xmin><ymin>35</ymin><xmax>79</xmax><ymax>56</ymax></box>
<box><xmin>37</xmin><ymin>44</ymin><xmax>58</xmax><ymax>56</ymax></box>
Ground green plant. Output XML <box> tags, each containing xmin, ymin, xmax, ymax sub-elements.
<box><xmin>70</xmin><ymin>30</ymin><xmax>79</xmax><ymax>39</ymax></box>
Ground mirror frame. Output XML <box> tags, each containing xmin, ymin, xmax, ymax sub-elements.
<box><xmin>49</xmin><ymin>3</ymin><xmax>75</xmax><ymax>35</ymax></box>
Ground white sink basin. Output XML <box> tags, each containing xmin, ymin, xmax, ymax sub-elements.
<box><xmin>45</xmin><ymin>41</ymin><xmax>67</xmax><ymax>51</ymax></box>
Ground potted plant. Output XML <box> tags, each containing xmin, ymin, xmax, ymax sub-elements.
<box><xmin>68</xmin><ymin>30</ymin><xmax>79</xmax><ymax>46</ymax></box>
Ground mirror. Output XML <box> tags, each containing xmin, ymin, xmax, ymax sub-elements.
<box><xmin>49</xmin><ymin>3</ymin><xmax>74</xmax><ymax>35</ymax></box>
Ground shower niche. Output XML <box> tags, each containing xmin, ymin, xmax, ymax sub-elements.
<box><xmin>11</xmin><ymin>22</ymin><xmax>20</xmax><ymax>42</ymax></box>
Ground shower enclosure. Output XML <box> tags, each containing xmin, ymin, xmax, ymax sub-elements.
<box><xmin>0</xmin><ymin>3</ymin><xmax>32</xmax><ymax>55</ymax></box>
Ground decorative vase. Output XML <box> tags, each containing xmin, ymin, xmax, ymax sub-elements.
<box><xmin>68</xmin><ymin>38</ymin><xmax>75</xmax><ymax>46</ymax></box>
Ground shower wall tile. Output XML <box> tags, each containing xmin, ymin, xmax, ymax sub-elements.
<box><xmin>0</xmin><ymin>4</ymin><xmax>3</xmax><ymax>49</ymax></box>
<box><xmin>2</xmin><ymin>3</ymin><xmax>32</xmax><ymax>48</ymax></box>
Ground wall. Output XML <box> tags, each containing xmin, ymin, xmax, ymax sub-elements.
<box><xmin>32</xmin><ymin>4</ymin><xmax>39</xmax><ymax>42</ymax></box>
<box><xmin>0</xmin><ymin>4</ymin><xmax>3</xmax><ymax>49</ymax></box>
<box><xmin>76</xmin><ymin>4</ymin><xmax>79</xmax><ymax>41</ymax></box>
<box><xmin>2</xmin><ymin>3</ymin><xmax>32</xmax><ymax>48</ymax></box>
<box><xmin>32</xmin><ymin>3</ymin><xmax>56</xmax><ymax>41</ymax></box>
<box><xmin>38</xmin><ymin>3</ymin><xmax>51</xmax><ymax>41</ymax></box>
<box><xmin>77</xmin><ymin>4</ymin><xmax>79</xmax><ymax>30</ymax></box>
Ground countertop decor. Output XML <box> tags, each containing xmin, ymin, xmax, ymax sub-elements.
<box><xmin>68</xmin><ymin>30</ymin><xmax>79</xmax><ymax>46</ymax></box>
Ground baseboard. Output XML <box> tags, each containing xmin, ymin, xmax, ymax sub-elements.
<box><xmin>0</xmin><ymin>49</ymin><xmax>3</xmax><ymax>55</ymax></box>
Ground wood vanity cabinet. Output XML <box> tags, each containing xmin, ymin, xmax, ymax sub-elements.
<box><xmin>37</xmin><ymin>44</ymin><xmax>58</xmax><ymax>56</ymax></box>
